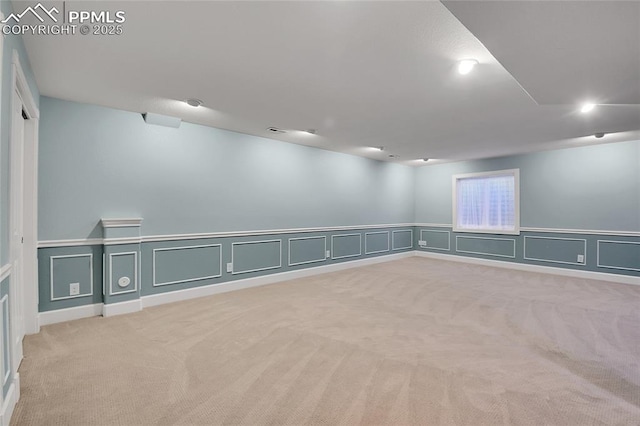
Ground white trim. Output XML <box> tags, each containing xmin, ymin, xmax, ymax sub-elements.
<box><xmin>11</xmin><ymin>50</ymin><xmax>38</xmax><ymax>118</ymax></box>
<box><xmin>331</xmin><ymin>233</ymin><xmax>362</xmax><ymax>260</ymax></box>
<box><xmin>39</xmin><ymin>303</ymin><xmax>103</xmax><ymax>326</ymax></box>
<box><xmin>37</xmin><ymin>225</ymin><xmax>640</xmax><ymax>248</ymax></box>
<box><xmin>140</xmin><ymin>223</ymin><xmax>413</xmax><ymax>243</ymax></box>
<box><xmin>152</xmin><ymin>244</ymin><xmax>222</xmax><ymax>286</ymax></box>
<box><xmin>0</xmin><ymin>373</ymin><xmax>19</xmax><ymax>426</ymax></box>
<box><xmin>520</xmin><ymin>227</ymin><xmax>640</xmax><ymax>237</ymax></box>
<box><xmin>38</xmin><ymin>238</ymin><xmax>103</xmax><ymax>248</ymax></box>
<box><xmin>102</xmin><ymin>299</ymin><xmax>142</xmax><ymax>317</ymax></box>
<box><xmin>419</xmin><ymin>229</ymin><xmax>451</xmax><ymax>251</ymax></box>
<box><xmin>452</xmin><ymin>168</ymin><xmax>520</xmax><ymax>235</ymax></box>
<box><xmin>455</xmin><ymin>235</ymin><xmax>516</xmax><ymax>259</ymax></box>
<box><xmin>523</xmin><ymin>236</ymin><xmax>586</xmax><ymax>266</ymax></box>
<box><xmin>103</xmin><ymin>237</ymin><xmax>142</xmax><ymax>246</ymax></box>
<box><xmin>392</xmin><ymin>229</ymin><xmax>414</xmax><ymax>250</ymax></box>
<box><xmin>288</xmin><ymin>236</ymin><xmax>327</xmax><ymax>266</ymax></box>
<box><xmin>597</xmin><ymin>240</ymin><xmax>640</xmax><ymax>272</ymax></box>
<box><xmin>101</xmin><ymin>218</ymin><xmax>143</xmax><ymax>228</ymax></box>
<box><xmin>415</xmin><ymin>251</ymin><xmax>640</xmax><ymax>286</ymax></box>
<box><xmin>414</xmin><ymin>223</ymin><xmax>452</xmax><ymax>228</ymax></box>
<box><xmin>364</xmin><ymin>231</ymin><xmax>390</xmax><ymax>255</ymax></box>
<box><xmin>143</xmin><ymin>252</ymin><xmax>414</xmax><ymax>309</ymax></box>
<box><xmin>231</xmin><ymin>239</ymin><xmax>283</xmax><ymax>275</ymax></box>
<box><xmin>109</xmin><ymin>252</ymin><xmax>138</xmax><ymax>295</ymax></box>
<box><xmin>49</xmin><ymin>254</ymin><xmax>94</xmax><ymax>301</ymax></box>
<box><xmin>0</xmin><ymin>264</ymin><xmax>10</xmax><ymax>282</ymax></box>
<box><xmin>0</xmin><ymin>295</ymin><xmax>9</xmax><ymax>385</ymax></box>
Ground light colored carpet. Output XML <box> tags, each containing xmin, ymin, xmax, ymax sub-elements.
<box><xmin>12</xmin><ymin>257</ymin><xmax>640</xmax><ymax>425</ymax></box>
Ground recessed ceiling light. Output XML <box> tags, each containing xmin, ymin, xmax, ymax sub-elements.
<box><xmin>267</xmin><ymin>127</ymin><xmax>286</xmax><ymax>134</ymax></box>
<box><xmin>377</xmin><ymin>146</ymin><xmax>385</xmax><ymax>151</ymax></box>
<box><xmin>594</xmin><ymin>132</ymin><xmax>605</xmax><ymax>139</ymax></box>
<box><xmin>580</xmin><ymin>103</ymin><xmax>596</xmax><ymax>113</ymax></box>
<box><xmin>422</xmin><ymin>158</ymin><xmax>430</xmax><ymax>162</ymax></box>
<box><xmin>388</xmin><ymin>154</ymin><xmax>398</xmax><ymax>159</ymax></box>
<box><xmin>185</xmin><ymin>98</ymin><xmax>203</xmax><ymax>108</ymax></box>
<box><xmin>305</xmin><ymin>129</ymin><xmax>317</xmax><ymax>135</ymax></box>
<box><xmin>457</xmin><ymin>59</ymin><xmax>478</xmax><ymax>75</ymax></box>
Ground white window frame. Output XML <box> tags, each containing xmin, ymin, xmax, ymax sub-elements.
<box><xmin>452</xmin><ymin>168</ymin><xmax>520</xmax><ymax>235</ymax></box>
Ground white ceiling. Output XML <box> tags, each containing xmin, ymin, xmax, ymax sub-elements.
<box><xmin>18</xmin><ymin>0</ymin><xmax>640</xmax><ymax>165</ymax></box>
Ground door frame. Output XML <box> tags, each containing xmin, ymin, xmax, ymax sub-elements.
<box><xmin>9</xmin><ymin>50</ymin><xmax>39</xmax><ymax>346</ymax></box>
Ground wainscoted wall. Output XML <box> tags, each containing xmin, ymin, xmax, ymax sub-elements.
<box><xmin>38</xmin><ymin>225</ymin><xmax>415</xmax><ymax>312</ymax></box>
<box><xmin>416</xmin><ymin>226</ymin><xmax>639</xmax><ymax>276</ymax></box>
<box><xmin>0</xmin><ymin>274</ymin><xmax>11</xmax><ymax>399</ymax></box>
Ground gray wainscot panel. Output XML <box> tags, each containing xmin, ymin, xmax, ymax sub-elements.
<box><xmin>392</xmin><ymin>229</ymin><xmax>413</xmax><ymax>250</ymax></box>
<box><xmin>153</xmin><ymin>244</ymin><xmax>222</xmax><ymax>286</ymax></box>
<box><xmin>331</xmin><ymin>233</ymin><xmax>362</xmax><ymax>260</ymax></box>
<box><xmin>50</xmin><ymin>254</ymin><xmax>94</xmax><ymax>301</ymax></box>
<box><xmin>288</xmin><ymin>236</ymin><xmax>327</xmax><ymax>266</ymax></box>
<box><xmin>419</xmin><ymin>229</ymin><xmax>450</xmax><ymax>251</ymax></box>
<box><xmin>456</xmin><ymin>236</ymin><xmax>516</xmax><ymax>258</ymax></box>
<box><xmin>597</xmin><ymin>240</ymin><xmax>640</xmax><ymax>272</ymax></box>
<box><xmin>109</xmin><ymin>251</ymin><xmax>139</xmax><ymax>295</ymax></box>
<box><xmin>524</xmin><ymin>236</ymin><xmax>586</xmax><ymax>266</ymax></box>
<box><xmin>1</xmin><ymin>277</ymin><xmax>11</xmax><ymax>396</ymax></box>
<box><xmin>38</xmin><ymin>246</ymin><xmax>103</xmax><ymax>312</ymax></box>
<box><xmin>232</xmin><ymin>239</ymin><xmax>282</xmax><ymax>274</ymax></box>
<box><xmin>365</xmin><ymin>231</ymin><xmax>389</xmax><ymax>255</ymax></box>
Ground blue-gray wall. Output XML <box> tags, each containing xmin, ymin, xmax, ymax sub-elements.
<box><xmin>414</xmin><ymin>141</ymin><xmax>639</xmax><ymax>277</ymax></box>
<box><xmin>38</xmin><ymin>97</ymin><xmax>415</xmax><ymax>241</ymax></box>
<box><xmin>414</xmin><ymin>141</ymin><xmax>640</xmax><ymax>231</ymax></box>
<box><xmin>0</xmin><ymin>0</ymin><xmax>40</xmax><ymax>265</ymax></box>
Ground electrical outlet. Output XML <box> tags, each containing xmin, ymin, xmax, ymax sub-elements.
<box><xmin>577</xmin><ymin>254</ymin><xmax>584</xmax><ymax>263</ymax></box>
<box><xmin>69</xmin><ymin>282</ymin><xmax>80</xmax><ymax>296</ymax></box>
<box><xmin>418</xmin><ymin>240</ymin><xmax>426</xmax><ymax>246</ymax></box>
<box><xmin>226</xmin><ymin>262</ymin><xmax>233</xmax><ymax>273</ymax></box>
<box><xmin>326</xmin><ymin>250</ymin><xmax>330</xmax><ymax>258</ymax></box>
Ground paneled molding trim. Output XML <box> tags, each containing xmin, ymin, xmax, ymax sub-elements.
<box><xmin>520</xmin><ymin>227</ymin><xmax>640</xmax><ymax>237</ymax></box>
<box><xmin>38</xmin><ymin>224</ymin><xmax>639</xmax><ymax>248</ymax></box>
<box><xmin>231</xmin><ymin>239</ymin><xmax>283</xmax><ymax>275</ymax></box>
<box><xmin>49</xmin><ymin>254</ymin><xmax>94</xmax><ymax>301</ymax></box>
<box><xmin>0</xmin><ymin>372</ymin><xmax>19</xmax><ymax>426</ymax></box>
<box><xmin>419</xmin><ymin>229</ymin><xmax>451</xmax><ymax>251</ymax></box>
<box><xmin>101</xmin><ymin>218</ymin><xmax>143</xmax><ymax>228</ymax></box>
<box><xmin>416</xmin><ymin>251</ymin><xmax>640</xmax><ymax>286</ymax></box>
<box><xmin>455</xmin><ymin>236</ymin><xmax>516</xmax><ymax>259</ymax></box>
<box><xmin>416</xmin><ymin>224</ymin><xmax>640</xmax><ymax>237</ymax></box>
<box><xmin>392</xmin><ymin>229</ymin><xmax>414</xmax><ymax>250</ymax></box>
<box><xmin>0</xmin><ymin>264</ymin><xmax>11</xmax><ymax>282</ymax></box>
<box><xmin>288</xmin><ymin>236</ymin><xmax>327</xmax><ymax>267</ymax></box>
<box><xmin>596</xmin><ymin>240</ymin><xmax>640</xmax><ymax>272</ymax></box>
<box><xmin>523</xmin><ymin>236</ymin><xmax>587</xmax><ymax>266</ymax></box>
<box><xmin>38</xmin><ymin>223</ymin><xmax>415</xmax><ymax>247</ymax></box>
<box><xmin>152</xmin><ymin>244</ymin><xmax>222</xmax><ymax>286</ymax></box>
<box><xmin>364</xmin><ymin>231</ymin><xmax>390</xmax><ymax>255</ymax></box>
<box><xmin>331</xmin><ymin>233</ymin><xmax>362</xmax><ymax>260</ymax></box>
<box><xmin>109</xmin><ymin>252</ymin><xmax>139</xmax><ymax>295</ymax></box>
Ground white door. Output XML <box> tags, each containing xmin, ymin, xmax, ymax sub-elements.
<box><xmin>9</xmin><ymin>90</ymin><xmax>25</xmax><ymax>367</ymax></box>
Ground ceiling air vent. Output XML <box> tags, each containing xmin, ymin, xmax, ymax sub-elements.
<box><xmin>267</xmin><ymin>127</ymin><xmax>286</xmax><ymax>134</ymax></box>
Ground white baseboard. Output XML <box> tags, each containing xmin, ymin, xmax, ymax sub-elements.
<box><xmin>0</xmin><ymin>373</ymin><xmax>19</xmax><ymax>426</ymax></box>
<box><xmin>39</xmin><ymin>303</ymin><xmax>104</xmax><ymax>326</ymax></box>
<box><xmin>102</xmin><ymin>299</ymin><xmax>142</xmax><ymax>317</ymax></box>
<box><xmin>142</xmin><ymin>252</ymin><xmax>414</xmax><ymax>308</ymax></box>
<box><xmin>415</xmin><ymin>251</ymin><xmax>640</xmax><ymax>286</ymax></box>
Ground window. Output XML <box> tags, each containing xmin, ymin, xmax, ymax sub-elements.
<box><xmin>453</xmin><ymin>169</ymin><xmax>520</xmax><ymax>235</ymax></box>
